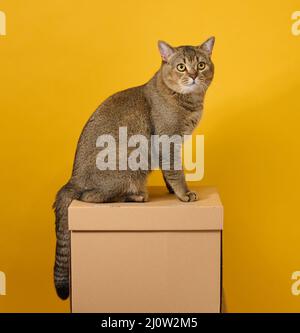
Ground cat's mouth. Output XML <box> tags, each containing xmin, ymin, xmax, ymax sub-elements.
<box><xmin>185</xmin><ymin>81</ymin><xmax>198</xmax><ymax>88</ymax></box>
<box><xmin>186</xmin><ymin>80</ymin><xmax>198</xmax><ymax>87</ymax></box>
<box><xmin>178</xmin><ymin>80</ymin><xmax>200</xmax><ymax>93</ymax></box>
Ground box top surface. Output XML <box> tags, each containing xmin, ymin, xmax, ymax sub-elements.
<box><xmin>69</xmin><ymin>186</ymin><xmax>223</xmax><ymax>231</ymax></box>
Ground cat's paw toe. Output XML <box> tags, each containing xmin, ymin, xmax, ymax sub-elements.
<box><xmin>133</xmin><ymin>195</ymin><xmax>146</xmax><ymax>202</ymax></box>
<box><xmin>180</xmin><ymin>191</ymin><xmax>199</xmax><ymax>202</ymax></box>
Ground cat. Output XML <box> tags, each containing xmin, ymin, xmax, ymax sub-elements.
<box><xmin>53</xmin><ymin>37</ymin><xmax>215</xmax><ymax>299</ymax></box>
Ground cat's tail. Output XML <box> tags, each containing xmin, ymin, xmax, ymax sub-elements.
<box><xmin>53</xmin><ymin>182</ymin><xmax>81</xmax><ymax>300</ymax></box>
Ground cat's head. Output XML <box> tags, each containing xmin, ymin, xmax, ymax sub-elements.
<box><xmin>158</xmin><ymin>37</ymin><xmax>215</xmax><ymax>94</ymax></box>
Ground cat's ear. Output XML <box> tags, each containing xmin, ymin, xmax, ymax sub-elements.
<box><xmin>198</xmin><ymin>37</ymin><xmax>215</xmax><ymax>56</ymax></box>
<box><xmin>158</xmin><ymin>41</ymin><xmax>175</xmax><ymax>62</ymax></box>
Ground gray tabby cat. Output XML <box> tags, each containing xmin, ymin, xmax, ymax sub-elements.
<box><xmin>53</xmin><ymin>38</ymin><xmax>215</xmax><ymax>299</ymax></box>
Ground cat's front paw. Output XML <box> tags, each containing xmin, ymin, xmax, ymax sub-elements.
<box><xmin>178</xmin><ymin>191</ymin><xmax>199</xmax><ymax>202</ymax></box>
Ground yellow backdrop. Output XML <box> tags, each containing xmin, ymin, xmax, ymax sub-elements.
<box><xmin>0</xmin><ymin>0</ymin><xmax>300</xmax><ymax>312</ymax></box>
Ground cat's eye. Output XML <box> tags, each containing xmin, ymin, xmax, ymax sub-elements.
<box><xmin>176</xmin><ymin>63</ymin><xmax>186</xmax><ymax>72</ymax></box>
<box><xmin>198</xmin><ymin>62</ymin><xmax>206</xmax><ymax>70</ymax></box>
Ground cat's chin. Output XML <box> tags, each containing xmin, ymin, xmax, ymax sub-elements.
<box><xmin>178</xmin><ymin>84</ymin><xmax>201</xmax><ymax>94</ymax></box>
<box><xmin>163</xmin><ymin>77</ymin><xmax>201</xmax><ymax>95</ymax></box>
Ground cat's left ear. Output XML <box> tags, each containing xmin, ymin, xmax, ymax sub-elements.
<box><xmin>198</xmin><ymin>37</ymin><xmax>215</xmax><ymax>56</ymax></box>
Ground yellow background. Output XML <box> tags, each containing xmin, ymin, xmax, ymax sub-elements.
<box><xmin>0</xmin><ymin>0</ymin><xmax>300</xmax><ymax>312</ymax></box>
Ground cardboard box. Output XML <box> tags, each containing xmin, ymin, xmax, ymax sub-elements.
<box><xmin>69</xmin><ymin>186</ymin><xmax>223</xmax><ymax>313</ymax></box>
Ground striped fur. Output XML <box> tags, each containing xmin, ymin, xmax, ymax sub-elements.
<box><xmin>53</xmin><ymin>38</ymin><xmax>215</xmax><ymax>300</ymax></box>
<box><xmin>53</xmin><ymin>183</ymin><xmax>81</xmax><ymax>299</ymax></box>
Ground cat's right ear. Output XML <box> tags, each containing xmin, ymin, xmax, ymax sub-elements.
<box><xmin>158</xmin><ymin>41</ymin><xmax>175</xmax><ymax>62</ymax></box>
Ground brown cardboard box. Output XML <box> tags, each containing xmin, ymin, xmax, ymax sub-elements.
<box><xmin>69</xmin><ymin>186</ymin><xmax>223</xmax><ymax>313</ymax></box>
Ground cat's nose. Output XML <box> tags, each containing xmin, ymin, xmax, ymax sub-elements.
<box><xmin>189</xmin><ymin>72</ymin><xmax>198</xmax><ymax>80</ymax></box>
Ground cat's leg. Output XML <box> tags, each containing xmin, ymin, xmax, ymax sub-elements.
<box><xmin>160</xmin><ymin>142</ymin><xmax>197</xmax><ymax>201</ymax></box>
<box><xmin>123</xmin><ymin>191</ymin><xmax>149</xmax><ymax>202</ymax></box>
<box><xmin>80</xmin><ymin>187</ymin><xmax>149</xmax><ymax>203</ymax></box>
<box><xmin>120</xmin><ymin>180</ymin><xmax>149</xmax><ymax>202</ymax></box>
<box><xmin>163</xmin><ymin>173</ymin><xmax>175</xmax><ymax>194</ymax></box>
<box><xmin>162</xmin><ymin>170</ymin><xmax>199</xmax><ymax>202</ymax></box>
<box><xmin>80</xmin><ymin>189</ymin><xmax>108</xmax><ymax>203</ymax></box>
